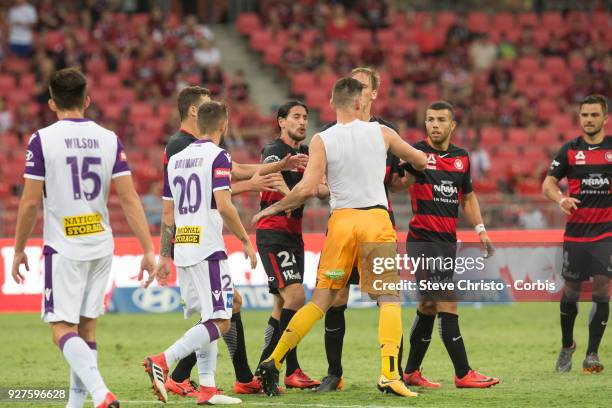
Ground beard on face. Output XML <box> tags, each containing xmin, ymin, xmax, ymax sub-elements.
<box><xmin>583</xmin><ymin>124</ymin><xmax>602</xmax><ymax>137</ymax></box>
<box><xmin>428</xmin><ymin>128</ymin><xmax>451</xmax><ymax>145</ymax></box>
<box><xmin>288</xmin><ymin>128</ymin><xmax>306</xmax><ymax>142</ymax></box>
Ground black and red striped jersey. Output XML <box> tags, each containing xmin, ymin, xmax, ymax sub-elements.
<box><xmin>404</xmin><ymin>140</ymin><xmax>473</xmax><ymax>242</ymax></box>
<box><xmin>321</xmin><ymin>116</ymin><xmax>403</xmax><ymax>225</ymax></box>
<box><xmin>256</xmin><ymin>138</ymin><xmax>308</xmax><ymax>246</ymax></box>
<box><xmin>547</xmin><ymin>135</ymin><xmax>612</xmax><ymax>242</ymax></box>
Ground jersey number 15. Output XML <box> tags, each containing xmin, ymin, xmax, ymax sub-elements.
<box><xmin>66</xmin><ymin>156</ymin><xmax>101</xmax><ymax>201</ymax></box>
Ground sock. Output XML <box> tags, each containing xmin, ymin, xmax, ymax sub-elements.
<box><xmin>280</xmin><ymin>308</ymin><xmax>300</xmax><ymax>376</ymax></box>
<box><xmin>438</xmin><ymin>312</ymin><xmax>470</xmax><ymax>379</ymax></box>
<box><xmin>197</xmin><ymin>340</ymin><xmax>218</xmax><ymax>387</ymax></box>
<box><xmin>560</xmin><ymin>298</ymin><xmax>578</xmax><ymax>348</ymax></box>
<box><xmin>222</xmin><ymin>312</ymin><xmax>253</xmax><ymax>383</ymax></box>
<box><xmin>379</xmin><ymin>303</ymin><xmax>402</xmax><ymax>380</ymax></box>
<box><xmin>587</xmin><ymin>302</ymin><xmax>609</xmax><ymax>354</ymax></box>
<box><xmin>165</xmin><ymin>321</ymin><xmax>220</xmax><ymax>367</ymax></box>
<box><xmin>60</xmin><ymin>333</ymin><xmax>108</xmax><ymax>406</ymax></box>
<box><xmin>259</xmin><ymin>317</ymin><xmax>280</xmax><ymax>364</ymax></box>
<box><xmin>171</xmin><ymin>353</ymin><xmax>197</xmax><ymax>382</ymax></box>
<box><xmin>324</xmin><ymin>305</ymin><xmax>346</xmax><ymax>377</ymax></box>
<box><xmin>67</xmin><ymin>341</ymin><xmax>96</xmax><ymax>408</ymax></box>
<box><xmin>269</xmin><ymin>302</ymin><xmax>324</xmax><ymax>369</ymax></box>
<box><xmin>405</xmin><ymin>311</ymin><xmax>436</xmax><ymax>373</ymax></box>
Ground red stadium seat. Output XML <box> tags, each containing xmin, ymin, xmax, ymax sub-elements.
<box><xmin>568</xmin><ymin>53</ymin><xmax>586</xmax><ymax>73</ymax></box>
<box><xmin>352</xmin><ymin>30</ymin><xmax>373</xmax><ymax>46</ymax></box>
<box><xmin>492</xmin><ymin>13</ymin><xmax>515</xmax><ymax>31</ymax></box>
<box><xmin>86</xmin><ymin>57</ymin><xmax>107</xmax><ymax>76</ymax></box>
<box><xmin>305</xmin><ymin>88</ymin><xmax>330</xmax><ymax>110</ymax></box>
<box><xmin>517</xmin><ymin>12</ymin><xmax>538</xmax><ymax>27</ymax></box>
<box><xmin>317</xmin><ymin>73</ymin><xmax>337</xmax><ymax>90</ymax></box>
<box><xmin>3</xmin><ymin>57</ymin><xmax>30</xmax><ymax>74</ymax></box>
<box><xmin>467</xmin><ymin>11</ymin><xmax>490</xmax><ymax>33</ymax></box>
<box><xmin>263</xmin><ymin>45</ymin><xmax>283</xmax><ymax>66</ymax></box>
<box><xmin>517</xmin><ymin>180</ymin><xmax>542</xmax><ymax>195</ymax></box>
<box><xmin>541</xmin><ymin>11</ymin><xmax>564</xmax><ymax>31</ymax></box>
<box><xmin>131</xmin><ymin>13</ymin><xmax>150</xmax><ymax>26</ymax></box>
<box><xmin>517</xmin><ymin>56</ymin><xmax>540</xmax><ymax>73</ymax></box>
<box><xmin>318</xmin><ymin>104</ymin><xmax>336</xmax><ymax>123</ymax></box>
<box><xmin>531</xmin><ymin>71</ymin><xmax>552</xmax><ymax>88</ymax></box>
<box><xmin>508</xmin><ymin>128</ymin><xmax>531</xmax><ymax>144</ymax></box>
<box><xmin>436</xmin><ymin>11</ymin><xmax>457</xmax><ymax>28</ymax></box>
<box><xmin>99</xmin><ymin>74</ymin><xmax>122</xmax><ymax>89</ymax></box>
<box><xmin>249</xmin><ymin>29</ymin><xmax>272</xmax><ymax>52</ymax></box>
<box><xmin>550</xmin><ymin>115</ymin><xmax>574</xmax><ymax>133</ymax></box>
<box><xmin>291</xmin><ymin>71</ymin><xmax>316</xmax><ymax>96</ymax></box>
<box><xmin>480</xmin><ymin>127</ymin><xmax>504</xmax><ymax>145</ymax></box>
<box><xmin>322</xmin><ymin>42</ymin><xmax>337</xmax><ymax>61</ymax></box>
<box><xmin>537</xmin><ymin>100</ymin><xmax>560</xmax><ymax>120</ymax></box>
<box><xmin>236</xmin><ymin>13</ymin><xmax>261</xmax><ymax>36</ymax></box>
<box><xmin>0</xmin><ymin>74</ymin><xmax>17</xmax><ymax>93</ymax></box>
<box><xmin>375</xmin><ymin>29</ymin><xmax>396</xmax><ymax>49</ymax></box>
<box><xmin>592</xmin><ymin>11</ymin><xmax>609</xmax><ymax>27</ymax></box>
<box><xmin>45</xmin><ymin>30</ymin><xmax>64</xmax><ymax>51</ymax></box>
<box><xmin>534</xmin><ymin>128</ymin><xmax>559</xmax><ymax>144</ymax></box>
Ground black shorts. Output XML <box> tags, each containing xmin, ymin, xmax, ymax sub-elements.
<box><xmin>561</xmin><ymin>240</ymin><xmax>612</xmax><ymax>282</ymax></box>
<box><xmin>406</xmin><ymin>239</ymin><xmax>457</xmax><ymax>300</ymax></box>
<box><xmin>258</xmin><ymin>242</ymin><xmax>305</xmax><ymax>294</ymax></box>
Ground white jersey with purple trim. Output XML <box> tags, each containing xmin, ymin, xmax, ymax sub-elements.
<box><xmin>163</xmin><ymin>139</ymin><xmax>232</xmax><ymax>267</ymax></box>
<box><xmin>24</xmin><ymin>119</ymin><xmax>130</xmax><ymax>260</ymax></box>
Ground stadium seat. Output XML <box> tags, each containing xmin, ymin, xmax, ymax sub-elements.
<box><xmin>592</xmin><ymin>10</ymin><xmax>609</xmax><ymax>27</ymax></box>
<box><xmin>480</xmin><ymin>127</ymin><xmax>504</xmax><ymax>145</ymax></box>
<box><xmin>516</xmin><ymin>179</ymin><xmax>542</xmax><ymax>195</ymax></box>
<box><xmin>317</xmin><ymin>73</ymin><xmax>337</xmax><ymax>90</ymax></box>
<box><xmin>517</xmin><ymin>12</ymin><xmax>538</xmax><ymax>27</ymax></box>
<box><xmin>436</xmin><ymin>11</ymin><xmax>457</xmax><ymax>28</ymax></box>
<box><xmin>537</xmin><ymin>100</ymin><xmax>560</xmax><ymax>120</ymax></box>
<box><xmin>249</xmin><ymin>29</ymin><xmax>272</xmax><ymax>52</ymax></box>
<box><xmin>550</xmin><ymin>115</ymin><xmax>574</xmax><ymax>133</ymax></box>
<box><xmin>45</xmin><ymin>30</ymin><xmax>64</xmax><ymax>51</ymax></box>
<box><xmin>492</xmin><ymin>13</ymin><xmax>515</xmax><ymax>32</ymax></box>
<box><xmin>3</xmin><ymin>57</ymin><xmax>30</xmax><ymax>74</ymax></box>
<box><xmin>508</xmin><ymin>128</ymin><xmax>531</xmax><ymax>144</ymax></box>
<box><xmin>291</xmin><ymin>71</ymin><xmax>316</xmax><ymax>96</ymax></box>
<box><xmin>534</xmin><ymin>128</ymin><xmax>558</xmax><ymax>144</ymax></box>
<box><xmin>467</xmin><ymin>11</ymin><xmax>490</xmax><ymax>33</ymax></box>
<box><xmin>263</xmin><ymin>45</ymin><xmax>283</xmax><ymax>66</ymax></box>
<box><xmin>99</xmin><ymin>74</ymin><xmax>122</xmax><ymax>89</ymax></box>
<box><xmin>541</xmin><ymin>11</ymin><xmax>564</xmax><ymax>32</ymax></box>
<box><xmin>517</xmin><ymin>56</ymin><xmax>540</xmax><ymax>73</ymax></box>
<box><xmin>236</xmin><ymin>13</ymin><xmax>261</xmax><ymax>36</ymax></box>
<box><xmin>0</xmin><ymin>75</ymin><xmax>17</xmax><ymax>93</ymax></box>
<box><xmin>472</xmin><ymin>180</ymin><xmax>498</xmax><ymax>194</ymax></box>
<box><xmin>318</xmin><ymin>104</ymin><xmax>336</xmax><ymax>123</ymax></box>
<box><xmin>305</xmin><ymin>88</ymin><xmax>330</xmax><ymax>109</ymax></box>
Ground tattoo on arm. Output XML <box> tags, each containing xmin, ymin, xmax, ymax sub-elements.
<box><xmin>160</xmin><ymin>222</ymin><xmax>175</xmax><ymax>257</ymax></box>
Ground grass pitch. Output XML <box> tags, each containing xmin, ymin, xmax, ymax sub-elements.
<box><xmin>0</xmin><ymin>303</ymin><xmax>610</xmax><ymax>407</ymax></box>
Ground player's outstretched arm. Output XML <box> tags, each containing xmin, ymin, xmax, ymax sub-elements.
<box><xmin>382</xmin><ymin>126</ymin><xmax>428</xmax><ymax>171</ymax></box>
<box><xmin>231</xmin><ymin>168</ymin><xmax>286</xmax><ymax>195</ymax></box>
<box><xmin>214</xmin><ymin>189</ymin><xmax>257</xmax><ymax>269</ymax></box>
<box><xmin>11</xmin><ymin>179</ymin><xmax>43</xmax><ymax>283</ymax></box>
<box><xmin>251</xmin><ymin>134</ymin><xmax>326</xmax><ymax>224</ymax></box>
<box><xmin>113</xmin><ymin>175</ymin><xmax>156</xmax><ymax>284</ymax></box>
<box><xmin>462</xmin><ymin>191</ymin><xmax>494</xmax><ymax>257</ymax></box>
<box><xmin>155</xmin><ymin>199</ymin><xmax>175</xmax><ymax>285</ymax></box>
<box><xmin>542</xmin><ymin>175</ymin><xmax>579</xmax><ymax>215</ymax></box>
<box><xmin>232</xmin><ymin>154</ymin><xmax>309</xmax><ymax>180</ymax></box>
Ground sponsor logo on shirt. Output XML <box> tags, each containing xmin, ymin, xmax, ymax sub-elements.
<box><xmin>63</xmin><ymin>213</ymin><xmax>105</xmax><ymax>237</ymax></box>
<box><xmin>426</xmin><ymin>154</ymin><xmax>437</xmax><ymax>170</ymax></box>
<box><xmin>575</xmin><ymin>150</ymin><xmax>586</xmax><ymax>165</ymax></box>
<box><xmin>434</xmin><ymin>180</ymin><xmax>458</xmax><ymax>198</ymax></box>
<box><xmin>214</xmin><ymin>168</ymin><xmax>231</xmax><ymax>178</ymax></box>
<box><xmin>175</xmin><ymin>225</ymin><xmax>201</xmax><ymax>244</ymax></box>
<box><xmin>324</xmin><ymin>269</ymin><xmax>345</xmax><ymax>280</ymax></box>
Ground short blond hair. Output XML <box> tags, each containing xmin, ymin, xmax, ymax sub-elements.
<box><xmin>351</xmin><ymin>67</ymin><xmax>380</xmax><ymax>91</ymax></box>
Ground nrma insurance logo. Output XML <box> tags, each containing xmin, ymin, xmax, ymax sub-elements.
<box><xmin>132</xmin><ymin>287</ymin><xmax>181</xmax><ymax>313</ymax></box>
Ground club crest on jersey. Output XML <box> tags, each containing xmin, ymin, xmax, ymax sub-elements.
<box><xmin>119</xmin><ymin>151</ymin><xmax>127</xmax><ymax>161</ymax></box>
<box><xmin>426</xmin><ymin>154</ymin><xmax>437</xmax><ymax>169</ymax></box>
<box><xmin>454</xmin><ymin>158</ymin><xmax>464</xmax><ymax>170</ymax></box>
<box><xmin>606</xmin><ymin>152</ymin><xmax>612</xmax><ymax>162</ymax></box>
<box><xmin>25</xmin><ymin>150</ymin><xmax>33</xmax><ymax>161</ymax></box>
<box><xmin>434</xmin><ymin>180</ymin><xmax>458</xmax><ymax>198</ymax></box>
<box><xmin>175</xmin><ymin>226</ymin><xmax>201</xmax><ymax>244</ymax></box>
<box><xmin>575</xmin><ymin>150</ymin><xmax>586</xmax><ymax>165</ymax></box>
<box><xmin>63</xmin><ymin>213</ymin><xmax>105</xmax><ymax>237</ymax></box>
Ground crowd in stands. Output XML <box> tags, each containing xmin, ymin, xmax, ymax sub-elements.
<box><xmin>237</xmin><ymin>0</ymin><xmax>611</xmax><ymax>229</ymax></box>
<box><xmin>0</xmin><ymin>0</ymin><xmax>273</xmax><ymax>235</ymax></box>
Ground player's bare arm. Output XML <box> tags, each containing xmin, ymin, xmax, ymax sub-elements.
<box><xmin>252</xmin><ymin>134</ymin><xmax>326</xmax><ymax>224</ymax></box>
<box><xmin>155</xmin><ymin>199</ymin><xmax>175</xmax><ymax>284</ymax></box>
<box><xmin>11</xmin><ymin>178</ymin><xmax>43</xmax><ymax>283</ymax></box>
<box><xmin>461</xmin><ymin>191</ymin><xmax>494</xmax><ymax>257</ymax></box>
<box><xmin>316</xmin><ymin>175</ymin><xmax>330</xmax><ymax>199</ymax></box>
<box><xmin>213</xmin><ymin>189</ymin><xmax>257</xmax><ymax>269</ymax></box>
<box><xmin>382</xmin><ymin>126</ymin><xmax>428</xmax><ymax>170</ymax></box>
<box><xmin>232</xmin><ymin>154</ymin><xmax>309</xmax><ymax>180</ymax></box>
<box><xmin>542</xmin><ymin>175</ymin><xmax>580</xmax><ymax>215</ymax></box>
<box><xmin>231</xmin><ymin>168</ymin><xmax>285</xmax><ymax>195</ymax></box>
<box><xmin>113</xmin><ymin>175</ymin><xmax>156</xmax><ymax>286</ymax></box>
<box><xmin>390</xmin><ymin>172</ymin><xmax>416</xmax><ymax>193</ymax></box>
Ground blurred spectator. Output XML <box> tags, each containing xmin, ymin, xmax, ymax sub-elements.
<box><xmin>357</xmin><ymin>0</ymin><xmax>390</xmax><ymax>30</ymax></box>
<box><xmin>326</xmin><ymin>4</ymin><xmax>354</xmax><ymax>43</ymax></box>
<box><xmin>201</xmin><ymin>64</ymin><xmax>225</xmax><ymax>97</ymax></box>
<box><xmin>542</xmin><ymin>32</ymin><xmax>566</xmax><ymax>56</ymax></box>
<box><xmin>417</xmin><ymin>15</ymin><xmax>441</xmax><ymax>55</ymax></box>
<box><xmin>142</xmin><ymin>181</ymin><xmax>163</xmax><ymax>228</ymax></box>
<box><xmin>488</xmin><ymin>60</ymin><xmax>514</xmax><ymax>97</ymax></box>
<box><xmin>194</xmin><ymin>37</ymin><xmax>221</xmax><ymax>67</ymax></box>
<box><xmin>38</xmin><ymin>0</ymin><xmax>65</xmax><ymax>30</ymax></box>
<box><xmin>304</xmin><ymin>41</ymin><xmax>326</xmax><ymax>71</ymax></box>
<box><xmin>13</xmin><ymin>104</ymin><xmax>39</xmax><ymax>140</ymax></box>
<box><xmin>441</xmin><ymin>63</ymin><xmax>473</xmax><ymax>102</ymax></box>
<box><xmin>0</xmin><ymin>97</ymin><xmax>12</xmax><ymax>133</ymax></box>
<box><xmin>518</xmin><ymin>204</ymin><xmax>548</xmax><ymax>229</ymax></box>
<box><xmin>516</xmin><ymin>26</ymin><xmax>538</xmax><ymax>57</ymax></box>
<box><xmin>332</xmin><ymin>41</ymin><xmax>357</xmax><ymax>74</ymax></box>
<box><xmin>281</xmin><ymin>37</ymin><xmax>306</xmax><ymax>76</ymax></box>
<box><xmin>469</xmin><ymin>33</ymin><xmax>497</xmax><ymax>71</ymax></box>
<box><xmin>446</xmin><ymin>14</ymin><xmax>470</xmax><ymax>46</ymax></box>
<box><xmin>564</xmin><ymin>18</ymin><xmax>591</xmax><ymax>50</ymax></box>
<box><xmin>8</xmin><ymin>0</ymin><xmax>38</xmax><ymax>58</ymax></box>
<box><xmin>228</xmin><ymin>70</ymin><xmax>250</xmax><ymax>103</ymax></box>
<box><xmin>469</xmin><ymin>141</ymin><xmax>491</xmax><ymax>181</ymax></box>
<box><xmin>360</xmin><ymin>41</ymin><xmax>384</xmax><ymax>67</ymax></box>
<box><xmin>498</xmin><ymin>33</ymin><xmax>517</xmax><ymax>60</ymax></box>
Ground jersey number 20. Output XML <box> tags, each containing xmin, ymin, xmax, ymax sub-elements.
<box><xmin>173</xmin><ymin>174</ymin><xmax>202</xmax><ymax>214</ymax></box>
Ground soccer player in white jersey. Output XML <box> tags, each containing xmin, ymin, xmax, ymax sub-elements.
<box><xmin>143</xmin><ymin>101</ymin><xmax>256</xmax><ymax>405</ymax></box>
<box><xmin>11</xmin><ymin>68</ymin><xmax>156</xmax><ymax>408</ymax></box>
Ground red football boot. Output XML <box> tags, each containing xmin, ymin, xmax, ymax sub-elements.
<box><xmin>403</xmin><ymin>369</ymin><xmax>441</xmax><ymax>388</ymax></box>
<box><xmin>234</xmin><ymin>376</ymin><xmax>263</xmax><ymax>394</ymax></box>
<box><xmin>284</xmin><ymin>369</ymin><xmax>321</xmax><ymax>389</ymax></box>
<box><xmin>454</xmin><ymin>370</ymin><xmax>499</xmax><ymax>388</ymax></box>
<box><xmin>142</xmin><ymin>353</ymin><xmax>169</xmax><ymax>402</ymax></box>
<box><xmin>165</xmin><ymin>378</ymin><xmax>199</xmax><ymax>397</ymax></box>
<box><xmin>95</xmin><ymin>392</ymin><xmax>119</xmax><ymax>408</ymax></box>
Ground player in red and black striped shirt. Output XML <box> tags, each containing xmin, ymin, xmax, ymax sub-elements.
<box><xmin>543</xmin><ymin>94</ymin><xmax>611</xmax><ymax>373</ymax></box>
<box><xmin>401</xmin><ymin>101</ymin><xmax>499</xmax><ymax>389</ymax></box>
<box><xmin>256</xmin><ymin>100</ymin><xmax>328</xmax><ymax>389</ymax></box>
